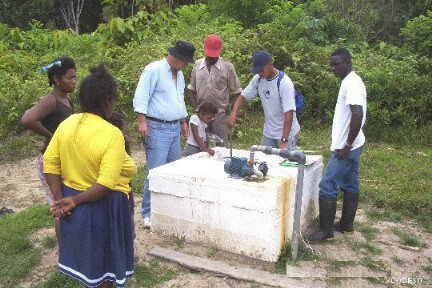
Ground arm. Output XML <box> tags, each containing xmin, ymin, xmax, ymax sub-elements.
<box><xmin>227</xmin><ymin>95</ymin><xmax>245</xmax><ymax>128</ymax></box>
<box><xmin>280</xmin><ymin>111</ymin><xmax>294</xmax><ymax>149</ymax></box>
<box><xmin>279</xmin><ymin>77</ymin><xmax>296</xmax><ymax>149</ymax></box>
<box><xmin>45</xmin><ymin>174</ymin><xmax>63</xmax><ymax>201</ymax></box>
<box><xmin>180</xmin><ymin>119</ymin><xmax>189</xmax><ymax>139</ymax></box>
<box><xmin>21</xmin><ymin>95</ymin><xmax>57</xmax><ymax>138</ymax></box>
<box><xmin>133</xmin><ymin>67</ymin><xmax>156</xmax><ymax>137</ymax></box>
<box><xmin>51</xmin><ymin>183</ymin><xmax>110</xmax><ymax>218</ymax></box>
<box><xmin>137</xmin><ymin>113</ymin><xmax>148</xmax><ymax>137</ymax></box>
<box><xmin>191</xmin><ymin>123</ymin><xmax>207</xmax><ymax>151</ymax></box>
<box><xmin>228</xmin><ymin>76</ymin><xmax>258</xmax><ymax>128</ymax></box>
<box><xmin>336</xmin><ymin>105</ymin><xmax>363</xmax><ymax>159</ymax></box>
<box><xmin>347</xmin><ymin>105</ymin><xmax>363</xmax><ymax>146</ymax></box>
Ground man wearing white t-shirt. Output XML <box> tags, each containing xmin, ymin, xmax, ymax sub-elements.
<box><xmin>308</xmin><ymin>48</ymin><xmax>367</xmax><ymax>242</ymax></box>
<box><xmin>228</xmin><ymin>51</ymin><xmax>300</xmax><ymax>150</ymax></box>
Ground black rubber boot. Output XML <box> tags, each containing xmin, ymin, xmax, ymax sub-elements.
<box><xmin>307</xmin><ymin>197</ymin><xmax>337</xmax><ymax>242</ymax></box>
<box><xmin>335</xmin><ymin>192</ymin><xmax>359</xmax><ymax>233</ymax></box>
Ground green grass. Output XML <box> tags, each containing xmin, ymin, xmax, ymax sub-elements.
<box><xmin>173</xmin><ymin>234</ymin><xmax>186</xmax><ymax>249</ymax></box>
<box><xmin>131</xmin><ymin>165</ymin><xmax>147</xmax><ymax>195</ymax></box>
<box><xmin>327</xmin><ymin>260</ymin><xmax>356</xmax><ymax>271</ymax></box>
<box><xmin>41</xmin><ymin>236</ymin><xmax>57</xmax><ymax>249</ymax></box>
<box><xmin>126</xmin><ymin>260</ymin><xmax>177</xmax><ymax>287</ymax></box>
<box><xmin>391</xmin><ymin>256</ymin><xmax>404</xmax><ymax>265</ymax></box>
<box><xmin>36</xmin><ymin>260</ymin><xmax>177</xmax><ymax>288</ymax></box>
<box><xmin>392</xmin><ymin>228</ymin><xmax>425</xmax><ymax>247</ymax></box>
<box><xmin>423</xmin><ymin>265</ymin><xmax>432</xmax><ymax>275</ymax></box>
<box><xmin>365</xmin><ymin>208</ymin><xmax>403</xmax><ymax>223</ymax></box>
<box><xmin>360</xmin><ymin>257</ymin><xmax>388</xmax><ymax>273</ymax></box>
<box><xmin>276</xmin><ymin>242</ymin><xmax>321</xmax><ymax>273</ymax></box>
<box><xmin>360</xmin><ymin>144</ymin><xmax>432</xmax><ymax>231</ymax></box>
<box><xmin>357</xmin><ymin>223</ymin><xmax>379</xmax><ymax>242</ymax></box>
<box><xmin>351</xmin><ymin>241</ymin><xmax>382</xmax><ymax>255</ymax></box>
<box><xmin>0</xmin><ymin>204</ymin><xmax>53</xmax><ymax>287</ymax></box>
<box><xmin>207</xmin><ymin>246</ymin><xmax>218</xmax><ymax>258</ymax></box>
<box><xmin>34</xmin><ymin>272</ymin><xmax>82</xmax><ymax>288</ymax></box>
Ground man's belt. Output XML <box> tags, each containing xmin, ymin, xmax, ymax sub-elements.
<box><xmin>146</xmin><ymin>116</ymin><xmax>179</xmax><ymax>124</ymax></box>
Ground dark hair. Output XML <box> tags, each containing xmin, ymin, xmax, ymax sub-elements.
<box><xmin>48</xmin><ymin>56</ymin><xmax>76</xmax><ymax>86</ymax></box>
<box><xmin>79</xmin><ymin>65</ymin><xmax>117</xmax><ymax>118</ymax></box>
<box><xmin>199</xmin><ymin>102</ymin><xmax>218</xmax><ymax>115</ymax></box>
<box><xmin>331</xmin><ymin>48</ymin><xmax>352</xmax><ymax>64</ymax></box>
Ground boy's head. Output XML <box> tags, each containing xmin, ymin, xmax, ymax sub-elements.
<box><xmin>198</xmin><ymin>102</ymin><xmax>218</xmax><ymax>123</ymax></box>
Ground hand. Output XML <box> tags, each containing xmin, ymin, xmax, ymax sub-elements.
<box><xmin>50</xmin><ymin>197</ymin><xmax>76</xmax><ymax>218</ymax></box>
<box><xmin>279</xmin><ymin>142</ymin><xmax>288</xmax><ymax>150</ymax></box>
<box><xmin>181</xmin><ymin>121</ymin><xmax>189</xmax><ymax>139</ymax></box>
<box><xmin>207</xmin><ymin>148</ymin><xmax>215</xmax><ymax>156</ymax></box>
<box><xmin>226</xmin><ymin>115</ymin><xmax>236</xmax><ymax>129</ymax></box>
<box><xmin>138</xmin><ymin>119</ymin><xmax>148</xmax><ymax>137</ymax></box>
<box><xmin>335</xmin><ymin>145</ymin><xmax>351</xmax><ymax>159</ymax></box>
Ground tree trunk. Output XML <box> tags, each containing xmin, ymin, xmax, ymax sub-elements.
<box><xmin>59</xmin><ymin>0</ymin><xmax>85</xmax><ymax>34</ymax></box>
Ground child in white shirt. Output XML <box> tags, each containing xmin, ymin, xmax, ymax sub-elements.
<box><xmin>183</xmin><ymin>102</ymin><xmax>218</xmax><ymax>157</ymax></box>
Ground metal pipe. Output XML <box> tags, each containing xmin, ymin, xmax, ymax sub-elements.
<box><xmin>250</xmin><ymin>145</ymin><xmax>306</xmax><ymax>164</ymax></box>
<box><xmin>250</xmin><ymin>144</ymin><xmax>306</xmax><ymax>261</ymax></box>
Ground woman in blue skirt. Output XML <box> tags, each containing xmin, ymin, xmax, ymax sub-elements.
<box><xmin>43</xmin><ymin>65</ymin><xmax>137</xmax><ymax>288</ymax></box>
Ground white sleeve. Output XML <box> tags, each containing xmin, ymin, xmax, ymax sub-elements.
<box><xmin>241</xmin><ymin>76</ymin><xmax>260</xmax><ymax>100</ymax></box>
<box><xmin>189</xmin><ymin>114</ymin><xmax>201</xmax><ymax>126</ymax></box>
<box><xmin>280</xmin><ymin>77</ymin><xmax>296</xmax><ymax>112</ymax></box>
<box><xmin>345</xmin><ymin>79</ymin><xmax>365</xmax><ymax>106</ymax></box>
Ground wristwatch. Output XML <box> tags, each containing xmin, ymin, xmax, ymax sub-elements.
<box><xmin>281</xmin><ymin>137</ymin><xmax>289</xmax><ymax>143</ymax></box>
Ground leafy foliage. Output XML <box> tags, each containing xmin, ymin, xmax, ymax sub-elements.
<box><xmin>0</xmin><ymin>3</ymin><xmax>431</xmax><ymax>142</ymax></box>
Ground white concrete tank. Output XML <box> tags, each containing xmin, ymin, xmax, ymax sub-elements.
<box><xmin>149</xmin><ymin>147</ymin><xmax>323</xmax><ymax>262</ymax></box>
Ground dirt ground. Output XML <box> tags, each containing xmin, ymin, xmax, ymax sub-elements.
<box><xmin>1</xmin><ymin>150</ymin><xmax>431</xmax><ymax>288</ymax></box>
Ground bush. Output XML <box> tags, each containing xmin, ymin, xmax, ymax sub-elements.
<box><xmin>0</xmin><ymin>3</ymin><xmax>431</xmax><ymax>144</ymax></box>
<box><xmin>401</xmin><ymin>10</ymin><xmax>432</xmax><ymax>58</ymax></box>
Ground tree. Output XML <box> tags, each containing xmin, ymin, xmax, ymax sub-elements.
<box><xmin>59</xmin><ymin>0</ymin><xmax>86</xmax><ymax>33</ymax></box>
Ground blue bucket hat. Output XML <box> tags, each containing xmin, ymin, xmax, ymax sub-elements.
<box><xmin>251</xmin><ymin>51</ymin><xmax>272</xmax><ymax>74</ymax></box>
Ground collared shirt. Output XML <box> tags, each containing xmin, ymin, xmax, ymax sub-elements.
<box><xmin>133</xmin><ymin>58</ymin><xmax>188</xmax><ymax>121</ymax></box>
<box><xmin>331</xmin><ymin>71</ymin><xmax>367</xmax><ymax>151</ymax></box>
<box><xmin>43</xmin><ymin>113</ymin><xmax>137</xmax><ymax>195</ymax></box>
<box><xmin>188</xmin><ymin>58</ymin><xmax>241</xmax><ymax>112</ymax></box>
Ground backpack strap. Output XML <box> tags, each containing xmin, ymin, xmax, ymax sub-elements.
<box><xmin>276</xmin><ymin>70</ymin><xmax>284</xmax><ymax>91</ymax></box>
<box><xmin>276</xmin><ymin>70</ymin><xmax>285</xmax><ymax>105</ymax></box>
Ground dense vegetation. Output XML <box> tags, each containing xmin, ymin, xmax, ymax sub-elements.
<box><xmin>1</xmin><ymin>0</ymin><xmax>431</xmax><ymax>144</ymax></box>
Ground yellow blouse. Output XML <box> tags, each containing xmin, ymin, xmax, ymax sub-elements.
<box><xmin>43</xmin><ymin>113</ymin><xmax>136</xmax><ymax>194</ymax></box>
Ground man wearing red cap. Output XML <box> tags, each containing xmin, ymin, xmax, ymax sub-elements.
<box><xmin>188</xmin><ymin>34</ymin><xmax>242</xmax><ymax>143</ymax></box>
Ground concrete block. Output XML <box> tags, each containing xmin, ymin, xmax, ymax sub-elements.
<box><xmin>149</xmin><ymin>148</ymin><xmax>323</xmax><ymax>262</ymax></box>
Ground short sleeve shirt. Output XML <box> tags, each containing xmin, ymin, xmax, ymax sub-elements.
<box><xmin>242</xmin><ymin>73</ymin><xmax>300</xmax><ymax>139</ymax></box>
<box><xmin>187</xmin><ymin>114</ymin><xmax>208</xmax><ymax>147</ymax></box>
<box><xmin>188</xmin><ymin>58</ymin><xmax>242</xmax><ymax>112</ymax></box>
<box><xmin>331</xmin><ymin>71</ymin><xmax>367</xmax><ymax>151</ymax></box>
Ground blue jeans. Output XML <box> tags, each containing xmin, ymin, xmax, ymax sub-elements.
<box><xmin>319</xmin><ymin>146</ymin><xmax>363</xmax><ymax>199</ymax></box>
<box><xmin>261</xmin><ymin>135</ymin><xmax>297</xmax><ymax>150</ymax></box>
<box><xmin>141</xmin><ymin>120</ymin><xmax>181</xmax><ymax>218</ymax></box>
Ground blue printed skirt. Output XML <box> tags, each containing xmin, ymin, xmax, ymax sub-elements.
<box><xmin>58</xmin><ymin>185</ymin><xmax>134</xmax><ymax>287</ymax></box>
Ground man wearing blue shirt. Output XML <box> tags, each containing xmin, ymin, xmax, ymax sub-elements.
<box><xmin>133</xmin><ymin>40</ymin><xmax>196</xmax><ymax>227</ymax></box>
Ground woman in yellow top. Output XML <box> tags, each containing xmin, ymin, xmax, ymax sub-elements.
<box><xmin>44</xmin><ymin>65</ymin><xmax>136</xmax><ymax>288</ymax></box>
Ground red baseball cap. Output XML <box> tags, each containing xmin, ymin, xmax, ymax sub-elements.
<box><xmin>204</xmin><ymin>34</ymin><xmax>223</xmax><ymax>57</ymax></box>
